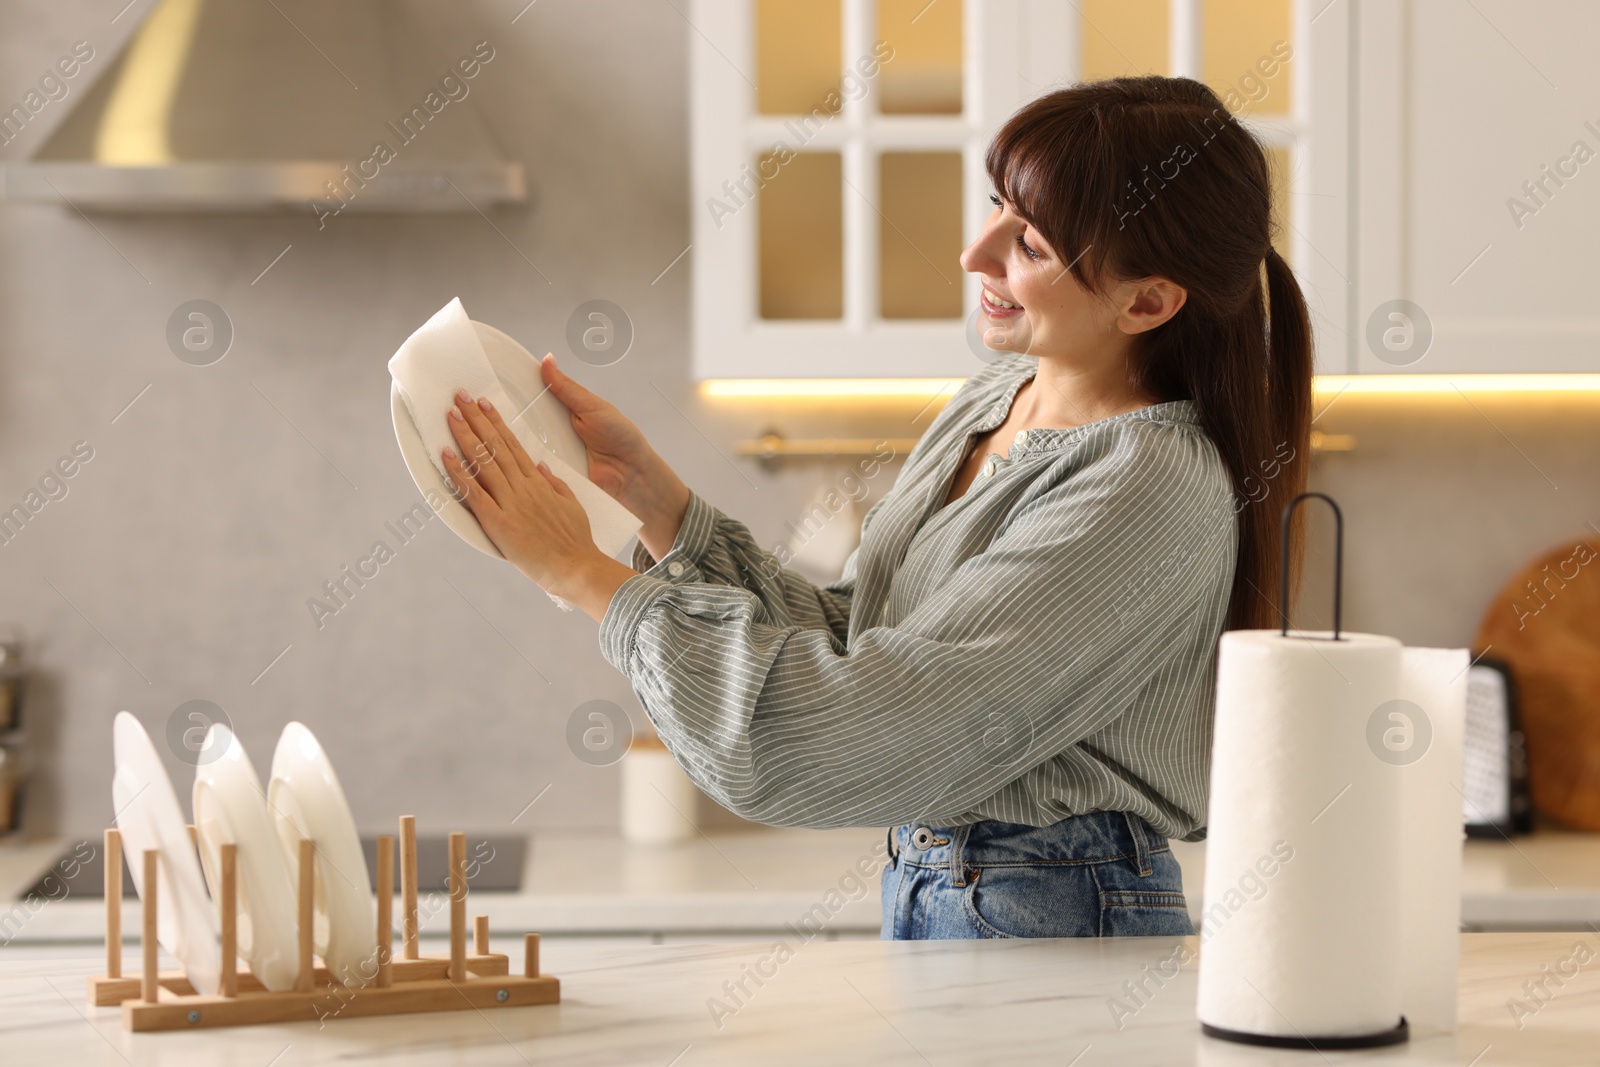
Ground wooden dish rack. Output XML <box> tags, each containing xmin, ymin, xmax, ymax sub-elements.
<box><xmin>88</xmin><ymin>815</ymin><xmax>559</xmax><ymax>1032</ymax></box>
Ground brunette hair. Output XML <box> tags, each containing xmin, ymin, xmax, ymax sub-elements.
<box><xmin>985</xmin><ymin>76</ymin><xmax>1313</xmax><ymax>631</ymax></box>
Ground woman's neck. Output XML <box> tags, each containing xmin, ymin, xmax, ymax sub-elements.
<box><xmin>1017</xmin><ymin>350</ymin><xmax>1160</xmax><ymax>430</ymax></box>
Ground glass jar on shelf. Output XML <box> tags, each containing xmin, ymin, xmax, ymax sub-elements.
<box><xmin>0</xmin><ymin>626</ymin><xmax>24</xmax><ymax>836</ymax></box>
<box><xmin>0</xmin><ymin>625</ymin><xmax>23</xmax><ymax>734</ymax></box>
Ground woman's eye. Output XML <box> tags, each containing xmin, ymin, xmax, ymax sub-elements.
<box><xmin>989</xmin><ymin>193</ymin><xmax>1001</xmax><ymax>208</ymax></box>
<box><xmin>1014</xmin><ymin>233</ymin><xmax>1041</xmax><ymax>261</ymax></box>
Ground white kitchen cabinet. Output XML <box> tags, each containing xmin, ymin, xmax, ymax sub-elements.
<box><xmin>690</xmin><ymin>1</ymin><xmax>1594</xmax><ymax>382</ymax></box>
<box><xmin>690</xmin><ymin>0</ymin><xmax>1353</xmax><ymax>380</ymax></box>
<box><xmin>1354</xmin><ymin>0</ymin><xmax>1600</xmax><ymax>375</ymax></box>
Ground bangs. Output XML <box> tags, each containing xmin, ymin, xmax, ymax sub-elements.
<box><xmin>983</xmin><ymin>98</ymin><xmax>1116</xmax><ymax>292</ymax></box>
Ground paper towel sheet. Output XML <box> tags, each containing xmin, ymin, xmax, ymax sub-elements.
<box><xmin>1397</xmin><ymin>647</ymin><xmax>1470</xmax><ymax>1036</ymax></box>
<box><xmin>388</xmin><ymin>298</ymin><xmax>642</xmax><ymax>560</ymax></box>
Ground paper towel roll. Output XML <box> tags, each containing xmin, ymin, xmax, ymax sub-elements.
<box><xmin>1197</xmin><ymin>629</ymin><xmax>1405</xmax><ymax>1042</ymax></box>
<box><xmin>1396</xmin><ymin>647</ymin><xmax>1469</xmax><ymax>1036</ymax></box>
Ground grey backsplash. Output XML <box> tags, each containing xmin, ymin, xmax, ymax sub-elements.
<box><xmin>0</xmin><ymin>2</ymin><xmax>1593</xmax><ymax>839</ymax></box>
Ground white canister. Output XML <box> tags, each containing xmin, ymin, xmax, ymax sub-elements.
<box><xmin>620</xmin><ymin>735</ymin><xmax>699</xmax><ymax>844</ymax></box>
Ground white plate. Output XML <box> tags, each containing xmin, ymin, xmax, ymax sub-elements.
<box><xmin>192</xmin><ymin>724</ymin><xmax>300</xmax><ymax>991</ymax></box>
<box><xmin>390</xmin><ymin>321</ymin><xmax>588</xmax><ymax>559</ymax></box>
<box><xmin>267</xmin><ymin>722</ymin><xmax>377</xmax><ymax>989</ymax></box>
<box><xmin>111</xmin><ymin>712</ymin><xmax>221</xmax><ymax>995</ymax></box>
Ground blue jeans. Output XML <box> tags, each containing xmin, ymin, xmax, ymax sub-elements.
<box><xmin>879</xmin><ymin>811</ymin><xmax>1195</xmax><ymax>939</ymax></box>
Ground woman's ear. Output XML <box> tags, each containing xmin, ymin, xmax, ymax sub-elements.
<box><xmin>1116</xmin><ymin>278</ymin><xmax>1188</xmax><ymax>335</ymax></box>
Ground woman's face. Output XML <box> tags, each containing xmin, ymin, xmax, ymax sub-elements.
<box><xmin>960</xmin><ymin>190</ymin><xmax>1189</xmax><ymax>368</ymax></box>
<box><xmin>959</xmin><ymin>193</ymin><xmax>1101</xmax><ymax>359</ymax></box>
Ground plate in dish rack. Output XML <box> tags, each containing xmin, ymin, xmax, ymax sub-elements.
<box><xmin>267</xmin><ymin>722</ymin><xmax>377</xmax><ymax>988</ymax></box>
<box><xmin>192</xmin><ymin>723</ymin><xmax>300</xmax><ymax>991</ymax></box>
<box><xmin>111</xmin><ymin>712</ymin><xmax>222</xmax><ymax>994</ymax></box>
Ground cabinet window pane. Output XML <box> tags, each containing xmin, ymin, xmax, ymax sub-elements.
<box><xmin>756</xmin><ymin>0</ymin><xmax>841</xmax><ymax>115</ymax></box>
<box><xmin>1204</xmin><ymin>0</ymin><xmax>1293</xmax><ymax>115</ymax></box>
<box><xmin>759</xmin><ymin>152</ymin><xmax>843</xmax><ymax>319</ymax></box>
<box><xmin>877</xmin><ymin>0</ymin><xmax>962</xmax><ymax>114</ymax></box>
<box><xmin>1268</xmin><ymin>145</ymin><xmax>1290</xmax><ymax>260</ymax></box>
<box><xmin>879</xmin><ymin>152</ymin><xmax>963</xmax><ymax>320</ymax></box>
<box><xmin>1080</xmin><ymin>0</ymin><xmax>1168</xmax><ymax>82</ymax></box>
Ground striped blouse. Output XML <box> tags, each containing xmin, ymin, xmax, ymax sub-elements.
<box><xmin>598</xmin><ymin>355</ymin><xmax>1238</xmax><ymax>842</ymax></box>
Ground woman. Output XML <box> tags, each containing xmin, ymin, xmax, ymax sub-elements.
<box><xmin>438</xmin><ymin>77</ymin><xmax>1312</xmax><ymax>939</ymax></box>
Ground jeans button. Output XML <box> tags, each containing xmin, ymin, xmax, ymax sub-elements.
<box><xmin>911</xmin><ymin>826</ymin><xmax>935</xmax><ymax>850</ymax></box>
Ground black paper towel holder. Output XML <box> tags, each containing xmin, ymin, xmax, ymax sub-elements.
<box><xmin>1278</xmin><ymin>491</ymin><xmax>1343</xmax><ymax>641</ymax></box>
<box><xmin>1201</xmin><ymin>1017</ymin><xmax>1410</xmax><ymax>1051</ymax></box>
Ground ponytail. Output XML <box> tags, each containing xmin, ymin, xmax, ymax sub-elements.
<box><xmin>1255</xmin><ymin>246</ymin><xmax>1314</xmax><ymax>628</ymax></box>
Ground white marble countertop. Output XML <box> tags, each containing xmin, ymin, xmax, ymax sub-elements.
<box><xmin>5</xmin><ymin>828</ymin><xmax>1600</xmax><ymax>942</ymax></box>
<box><xmin>1</xmin><ymin>932</ymin><xmax>1594</xmax><ymax>1064</ymax></box>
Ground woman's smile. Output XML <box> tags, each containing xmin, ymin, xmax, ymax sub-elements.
<box><xmin>980</xmin><ymin>283</ymin><xmax>1025</xmax><ymax>319</ymax></box>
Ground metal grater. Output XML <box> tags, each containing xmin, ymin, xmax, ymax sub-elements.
<box><xmin>1461</xmin><ymin>660</ymin><xmax>1532</xmax><ymax>837</ymax></box>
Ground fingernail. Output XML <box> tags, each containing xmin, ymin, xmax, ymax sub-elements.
<box><xmin>449</xmin><ymin>405</ymin><xmax>463</xmax><ymax>421</ymax></box>
<box><xmin>478</xmin><ymin>396</ymin><xmax>493</xmax><ymax>412</ymax></box>
<box><xmin>441</xmin><ymin>447</ymin><xmax>456</xmax><ymax>461</ymax></box>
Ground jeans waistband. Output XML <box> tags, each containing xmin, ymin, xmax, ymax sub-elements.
<box><xmin>887</xmin><ymin>811</ymin><xmax>1164</xmax><ymax>887</ymax></box>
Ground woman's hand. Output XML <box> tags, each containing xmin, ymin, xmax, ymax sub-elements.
<box><xmin>442</xmin><ymin>389</ymin><xmax>636</xmax><ymax>621</ymax></box>
<box><xmin>539</xmin><ymin>354</ymin><xmax>690</xmax><ymax>560</ymax></box>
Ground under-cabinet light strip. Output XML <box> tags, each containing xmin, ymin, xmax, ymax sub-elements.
<box><xmin>700</xmin><ymin>375</ymin><xmax>1600</xmax><ymax>400</ymax></box>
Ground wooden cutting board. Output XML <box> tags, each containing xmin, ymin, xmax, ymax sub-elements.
<box><xmin>1476</xmin><ymin>536</ymin><xmax>1600</xmax><ymax>829</ymax></box>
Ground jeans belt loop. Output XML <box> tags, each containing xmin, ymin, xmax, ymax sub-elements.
<box><xmin>885</xmin><ymin>825</ymin><xmax>900</xmax><ymax>864</ymax></box>
<box><xmin>1123</xmin><ymin>811</ymin><xmax>1154</xmax><ymax>877</ymax></box>
<box><xmin>949</xmin><ymin>824</ymin><xmax>972</xmax><ymax>887</ymax></box>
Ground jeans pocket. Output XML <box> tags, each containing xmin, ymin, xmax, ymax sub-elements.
<box><xmin>961</xmin><ymin>865</ymin><xmax>1100</xmax><ymax>939</ymax></box>
<box><xmin>960</xmin><ymin>870</ymin><xmax>1015</xmax><ymax>939</ymax></box>
<box><xmin>1094</xmin><ymin>849</ymin><xmax>1194</xmax><ymax>937</ymax></box>
<box><xmin>1096</xmin><ymin>889</ymin><xmax>1194</xmax><ymax>937</ymax></box>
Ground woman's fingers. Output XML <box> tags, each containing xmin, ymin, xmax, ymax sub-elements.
<box><xmin>451</xmin><ymin>389</ymin><xmax>528</xmax><ymax>485</ymax></box>
<box><xmin>540</xmin><ymin>353</ymin><xmax>604</xmax><ymax>414</ymax></box>
<box><xmin>446</xmin><ymin>402</ymin><xmax>512</xmax><ymax>501</ymax></box>
<box><xmin>441</xmin><ymin>445</ymin><xmax>500</xmax><ymax>515</ymax></box>
<box><xmin>536</xmin><ymin>461</ymin><xmax>578</xmax><ymax>502</ymax></box>
<box><xmin>475</xmin><ymin>397</ymin><xmax>539</xmax><ymax>478</ymax></box>
<box><xmin>453</xmin><ymin>389</ymin><xmax>510</xmax><ymax>461</ymax></box>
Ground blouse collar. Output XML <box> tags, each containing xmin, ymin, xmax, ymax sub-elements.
<box><xmin>978</xmin><ymin>357</ymin><xmax>1202</xmax><ymax>455</ymax></box>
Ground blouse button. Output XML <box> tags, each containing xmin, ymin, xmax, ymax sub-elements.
<box><xmin>1015</xmin><ymin>429</ymin><xmax>1029</xmax><ymax>447</ymax></box>
<box><xmin>667</xmin><ymin>561</ymin><xmax>685</xmax><ymax>578</ymax></box>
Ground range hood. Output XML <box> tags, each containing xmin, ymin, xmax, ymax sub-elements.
<box><xmin>1</xmin><ymin>0</ymin><xmax>524</xmax><ymax>212</ymax></box>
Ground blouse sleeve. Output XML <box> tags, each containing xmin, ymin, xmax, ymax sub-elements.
<box><xmin>627</xmin><ymin>491</ymin><xmax>857</xmax><ymax>648</ymax></box>
<box><xmin>598</xmin><ymin>424</ymin><xmax>1235</xmax><ymax>829</ymax></box>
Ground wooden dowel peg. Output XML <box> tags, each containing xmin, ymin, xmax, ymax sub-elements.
<box><xmin>296</xmin><ymin>838</ymin><xmax>315</xmax><ymax>993</ymax></box>
<box><xmin>104</xmin><ymin>829</ymin><xmax>122</xmax><ymax>979</ymax></box>
<box><xmin>447</xmin><ymin>832</ymin><xmax>466</xmax><ymax>982</ymax></box>
<box><xmin>524</xmin><ymin>932</ymin><xmax>540</xmax><ymax>978</ymax></box>
<box><xmin>219</xmin><ymin>843</ymin><xmax>238</xmax><ymax>998</ymax></box>
<box><xmin>141</xmin><ymin>849</ymin><xmax>158</xmax><ymax>1004</ymax></box>
<box><xmin>400</xmin><ymin>815</ymin><xmax>419</xmax><ymax>961</ymax></box>
<box><xmin>375</xmin><ymin>834</ymin><xmax>394</xmax><ymax>989</ymax></box>
<box><xmin>474</xmin><ymin>914</ymin><xmax>489</xmax><ymax>956</ymax></box>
